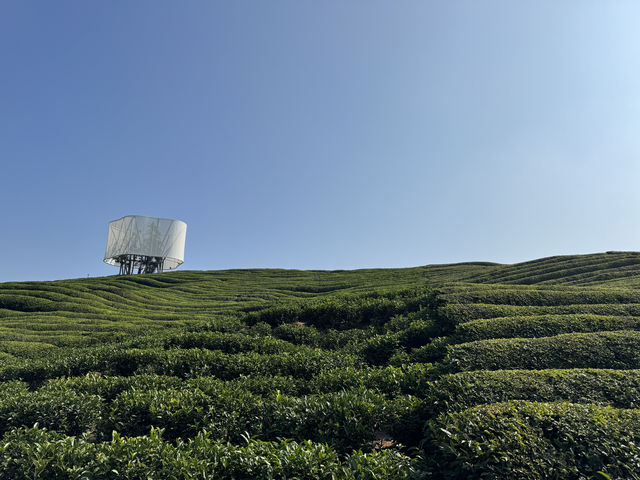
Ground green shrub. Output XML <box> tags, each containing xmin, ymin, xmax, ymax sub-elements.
<box><xmin>249</xmin><ymin>321</ymin><xmax>273</xmax><ymax>336</ymax></box>
<box><xmin>0</xmin><ymin>295</ymin><xmax>59</xmax><ymax>312</ymax></box>
<box><xmin>318</xmin><ymin>328</ymin><xmax>376</xmax><ymax>351</ymax></box>
<box><xmin>227</xmin><ymin>374</ymin><xmax>305</xmax><ymax>396</ymax></box>
<box><xmin>104</xmin><ymin>382</ymin><xmax>422</xmax><ymax>451</ymax></box>
<box><xmin>442</xmin><ymin>330</ymin><xmax>640</xmax><ymax>372</ymax></box>
<box><xmin>161</xmin><ymin>331</ymin><xmax>297</xmax><ymax>354</ymax></box>
<box><xmin>465</xmin><ymin>252</ymin><xmax>640</xmax><ymax>285</ymax></box>
<box><xmin>384</xmin><ymin>395</ymin><xmax>425</xmax><ymax>448</ymax></box>
<box><xmin>0</xmin><ymin>425</ymin><xmax>417</xmax><ymax>479</ymax></box>
<box><xmin>106</xmin><ymin>388</ymin><xmax>209</xmax><ymax>439</ymax></box>
<box><xmin>187</xmin><ymin>431</ymin><xmax>417</xmax><ymax>480</ymax></box>
<box><xmin>384</xmin><ymin>315</ymin><xmax>414</xmax><ymax>332</ymax></box>
<box><xmin>307</xmin><ymin>364</ymin><xmax>433</xmax><ymax>397</ymax></box>
<box><xmin>0</xmin><ymin>389</ymin><xmax>103</xmax><ymax>436</ymax></box>
<box><xmin>439</xmin><ymin>302</ymin><xmax>640</xmax><ymax>326</ymax></box>
<box><xmin>0</xmin><ymin>341</ymin><xmax>56</xmax><ymax>358</ymax></box>
<box><xmin>407</xmin><ymin>336</ymin><xmax>453</xmax><ymax>363</ymax></box>
<box><xmin>263</xmin><ymin>388</ymin><xmax>401</xmax><ymax>453</ymax></box>
<box><xmin>0</xmin><ymin>381</ymin><xmax>29</xmax><ymax>400</ymax></box>
<box><xmin>438</xmin><ymin>284</ymin><xmax>640</xmax><ymax>306</ymax></box>
<box><xmin>397</xmin><ymin>319</ymin><xmax>438</xmax><ymax>348</ymax></box>
<box><xmin>246</xmin><ymin>288</ymin><xmax>435</xmax><ymax>330</ymax></box>
<box><xmin>0</xmin><ymin>346</ymin><xmax>358</xmax><ymax>384</ymax></box>
<box><xmin>187</xmin><ymin>316</ymin><xmax>247</xmax><ymax>333</ymax></box>
<box><xmin>106</xmin><ymin>384</ymin><xmax>263</xmax><ymax>441</ymax></box>
<box><xmin>42</xmin><ymin>373</ymin><xmax>184</xmax><ymax>402</ymax></box>
<box><xmin>455</xmin><ymin>314</ymin><xmax>640</xmax><ymax>342</ymax></box>
<box><xmin>422</xmin><ymin>368</ymin><xmax>640</xmax><ymax>418</ymax></box>
<box><xmin>136</xmin><ymin>348</ymin><xmax>358</xmax><ymax>380</ymax></box>
<box><xmin>0</xmin><ymin>426</ymin><xmax>97</xmax><ymax>479</ymax></box>
<box><xmin>361</xmin><ymin>334</ymin><xmax>400</xmax><ymax>365</ymax></box>
<box><xmin>425</xmin><ymin>401</ymin><xmax>640</xmax><ymax>479</ymax></box>
<box><xmin>272</xmin><ymin>323</ymin><xmax>322</xmax><ymax>346</ymax></box>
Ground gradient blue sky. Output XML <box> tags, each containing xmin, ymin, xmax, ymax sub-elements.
<box><xmin>1</xmin><ymin>1</ymin><xmax>640</xmax><ymax>282</ymax></box>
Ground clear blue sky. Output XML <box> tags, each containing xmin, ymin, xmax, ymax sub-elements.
<box><xmin>1</xmin><ymin>1</ymin><xmax>640</xmax><ymax>282</ymax></box>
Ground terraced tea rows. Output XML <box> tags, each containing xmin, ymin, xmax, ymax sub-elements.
<box><xmin>0</xmin><ymin>252</ymin><xmax>639</xmax><ymax>478</ymax></box>
<box><xmin>0</xmin><ymin>264</ymin><xmax>486</xmax><ymax>354</ymax></box>
<box><xmin>422</xmin><ymin>279</ymin><xmax>640</xmax><ymax>477</ymax></box>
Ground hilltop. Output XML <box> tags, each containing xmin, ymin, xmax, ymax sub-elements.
<box><xmin>2</xmin><ymin>251</ymin><xmax>640</xmax><ymax>345</ymax></box>
<box><xmin>0</xmin><ymin>251</ymin><xmax>639</xmax><ymax>478</ymax></box>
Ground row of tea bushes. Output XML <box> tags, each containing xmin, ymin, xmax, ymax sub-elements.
<box><xmin>43</xmin><ymin>374</ymin><xmax>185</xmax><ymax>402</ymax></box>
<box><xmin>454</xmin><ymin>314</ymin><xmax>640</xmax><ymax>342</ymax></box>
<box><xmin>425</xmin><ymin>400</ymin><xmax>640</xmax><ymax>479</ymax></box>
<box><xmin>441</xmin><ymin>330</ymin><xmax>640</xmax><ymax>372</ymax></box>
<box><xmin>403</xmin><ymin>337</ymin><xmax>452</xmax><ymax>364</ymax></box>
<box><xmin>306</xmin><ymin>364</ymin><xmax>433</xmax><ymax>397</ymax></box>
<box><xmin>490</xmin><ymin>258</ymin><xmax>640</xmax><ymax>285</ymax></box>
<box><xmin>0</xmin><ymin>294</ymin><xmax>85</xmax><ymax>313</ymax></box>
<box><xmin>106</xmin><ymin>384</ymin><xmax>263</xmax><ymax>443</ymax></box>
<box><xmin>464</xmin><ymin>251</ymin><xmax>640</xmax><ymax>285</ymax></box>
<box><xmin>0</xmin><ymin>346</ymin><xmax>359</xmax><ymax>384</ymax></box>
<box><xmin>438</xmin><ymin>283</ymin><xmax>640</xmax><ymax>307</ymax></box>
<box><xmin>254</xmin><ymin>389</ymin><xmax>420</xmax><ymax>452</ymax></box>
<box><xmin>44</xmin><ymin>373</ymin><xmax>310</xmax><ymax>402</ymax></box>
<box><xmin>0</xmin><ymin>426</ymin><xmax>417</xmax><ymax>480</ymax></box>
<box><xmin>421</xmin><ymin>368</ymin><xmax>640</xmax><ymax>418</ymax></box>
<box><xmin>118</xmin><ymin>319</ymin><xmax>438</xmax><ymax>369</ymax></box>
<box><xmin>186</xmin><ymin>315</ymin><xmax>248</xmax><ymax>334</ymax></box>
<box><xmin>438</xmin><ymin>302</ymin><xmax>640</xmax><ymax>327</ymax></box>
<box><xmin>124</xmin><ymin>331</ymin><xmax>302</xmax><ymax>354</ymax></box>
<box><xmin>41</xmin><ymin>362</ymin><xmax>434</xmax><ymax>401</ymax></box>
<box><xmin>0</xmin><ymin>389</ymin><xmax>102</xmax><ymax>438</ymax></box>
<box><xmin>271</xmin><ymin>323</ymin><xmax>377</xmax><ymax>350</ymax></box>
<box><xmin>0</xmin><ymin>379</ymin><xmax>422</xmax><ymax>453</ymax></box>
<box><xmin>243</xmin><ymin>287</ymin><xmax>436</xmax><ymax>330</ymax></box>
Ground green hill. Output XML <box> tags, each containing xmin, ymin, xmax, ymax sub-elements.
<box><xmin>0</xmin><ymin>252</ymin><xmax>640</xmax><ymax>478</ymax></box>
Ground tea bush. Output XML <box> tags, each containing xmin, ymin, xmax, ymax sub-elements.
<box><xmin>245</xmin><ymin>287</ymin><xmax>436</xmax><ymax>330</ymax></box>
<box><xmin>422</xmin><ymin>368</ymin><xmax>640</xmax><ymax>417</ymax></box>
<box><xmin>308</xmin><ymin>363</ymin><xmax>433</xmax><ymax>397</ymax></box>
<box><xmin>438</xmin><ymin>302</ymin><xmax>640</xmax><ymax>326</ymax></box>
<box><xmin>425</xmin><ymin>401</ymin><xmax>640</xmax><ymax>479</ymax></box>
<box><xmin>0</xmin><ymin>389</ymin><xmax>103</xmax><ymax>436</ymax></box>
<box><xmin>396</xmin><ymin>319</ymin><xmax>438</xmax><ymax>348</ymax></box>
<box><xmin>106</xmin><ymin>384</ymin><xmax>263</xmax><ymax>442</ymax></box>
<box><xmin>361</xmin><ymin>334</ymin><xmax>400</xmax><ymax>365</ymax></box>
<box><xmin>442</xmin><ymin>330</ymin><xmax>640</xmax><ymax>372</ymax></box>
<box><xmin>156</xmin><ymin>331</ymin><xmax>299</xmax><ymax>354</ymax></box>
<box><xmin>406</xmin><ymin>336</ymin><xmax>453</xmax><ymax>363</ymax></box>
<box><xmin>0</xmin><ymin>426</ymin><xmax>418</xmax><ymax>479</ymax></box>
<box><xmin>263</xmin><ymin>388</ymin><xmax>419</xmax><ymax>453</ymax></box>
<box><xmin>438</xmin><ymin>284</ymin><xmax>640</xmax><ymax>306</ymax></box>
<box><xmin>0</xmin><ymin>346</ymin><xmax>358</xmax><ymax>384</ymax></box>
<box><xmin>41</xmin><ymin>373</ymin><xmax>184</xmax><ymax>401</ymax></box>
<box><xmin>455</xmin><ymin>314</ymin><xmax>640</xmax><ymax>342</ymax></box>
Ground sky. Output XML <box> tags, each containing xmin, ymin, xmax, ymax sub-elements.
<box><xmin>1</xmin><ymin>1</ymin><xmax>640</xmax><ymax>282</ymax></box>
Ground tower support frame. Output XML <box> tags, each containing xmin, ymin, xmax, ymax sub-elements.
<box><xmin>116</xmin><ymin>254</ymin><xmax>165</xmax><ymax>275</ymax></box>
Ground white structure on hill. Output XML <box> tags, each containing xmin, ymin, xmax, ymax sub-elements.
<box><xmin>104</xmin><ymin>215</ymin><xmax>187</xmax><ymax>274</ymax></box>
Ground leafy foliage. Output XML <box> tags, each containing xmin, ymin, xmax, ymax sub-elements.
<box><xmin>442</xmin><ymin>330</ymin><xmax>640</xmax><ymax>372</ymax></box>
<box><xmin>422</xmin><ymin>368</ymin><xmax>640</xmax><ymax>417</ymax></box>
<box><xmin>0</xmin><ymin>426</ymin><xmax>417</xmax><ymax>479</ymax></box>
<box><xmin>0</xmin><ymin>253</ymin><xmax>639</xmax><ymax>477</ymax></box>
<box><xmin>426</xmin><ymin>401</ymin><xmax>640</xmax><ymax>479</ymax></box>
<box><xmin>454</xmin><ymin>313</ymin><xmax>640</xmax><ymax>342</ymax></box>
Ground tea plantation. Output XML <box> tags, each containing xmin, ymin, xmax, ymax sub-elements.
<box><xmin>1</xmin><ymin>252</ymin><xmax>640</xmax><ymax>478</ymax></box>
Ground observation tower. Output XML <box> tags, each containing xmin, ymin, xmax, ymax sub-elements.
<box><xmin>104</xmin><ymin>215</ymin><xmax>187</xmax><ymax>274</ymax></box>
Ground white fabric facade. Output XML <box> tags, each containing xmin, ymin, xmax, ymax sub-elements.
<box><xmin>104</xmin><ymin>215</ymin><xmax>187</xmax><ymax>270</ymax></box>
